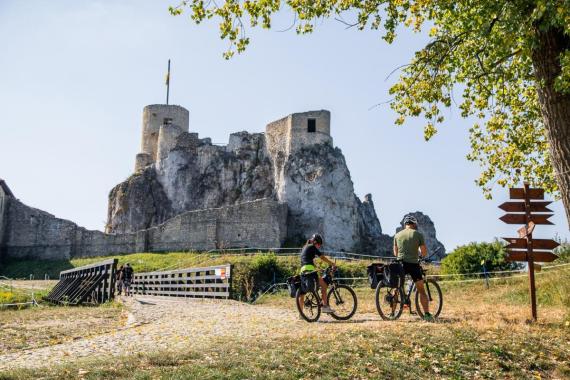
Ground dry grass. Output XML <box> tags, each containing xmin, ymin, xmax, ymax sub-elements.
<box><xmin>0</xmin><ymin>266</ymin><xmax>568</xmax><ymax>379</ymax></box>
<box><xmin>0</xmin><ymin>303</ymin><xmax>125</xmax><ymax>354</ymax></box>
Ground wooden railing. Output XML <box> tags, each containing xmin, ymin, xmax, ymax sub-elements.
<box><xmin>45</xmin><ymin>259</ymin><xmax>117</xmax><ymax>305</ymax></box>
<box><xmin>131</xmin><ymin>264</ymin><xmax>232</xmax><ymax>299</ymax></box>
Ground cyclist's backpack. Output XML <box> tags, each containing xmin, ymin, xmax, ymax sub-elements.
<box><xmin>383</xmin><ymin>262</ymin><xmax>404</xmax><ymax>288</ymax></box>
<box><xmin>300</xmin><ymin>271</ymin><xmax>319</xmax><ymax>294</ymax></box>
<box><xmin>367</xmin><ymin>263</ymin><xmax>383</xmax><ymax>289</ymax></box>
<box><xmin>286</xmin><ymin>275</ymin><xmax>301</xmax><ymax>298</ymax></box>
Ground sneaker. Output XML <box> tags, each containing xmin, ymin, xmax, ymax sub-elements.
<box><xmin>321</xmin><ymin>305</ymin><xmax>335</xmax><ymax>314</ymax></box>
<box><xmin>423</xmin><ymin>312</ymin><xmax>434</xmax><ymax>322</ymax></box>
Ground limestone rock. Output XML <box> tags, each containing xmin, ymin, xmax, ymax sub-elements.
<box><xmin>108</xmin><ymin>132</ymin><xmax>274</xmax><ymax>234</ymax></box>
<box><xmin>356</xmin><ymin>194</ymin><xmax>393</xmax><ymax>256</ymax></box>
<box><xmin>106</xmin><ymin>169</ymin><xmax>173</xmax><ymax>233</ymax></box>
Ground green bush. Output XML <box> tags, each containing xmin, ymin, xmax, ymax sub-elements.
<box><xmin>441</xmin><ymin>240</ymin><xmax>517</xmax><ymax>276</ymax></box>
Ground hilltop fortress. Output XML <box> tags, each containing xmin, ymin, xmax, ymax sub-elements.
<box><xmin>0</xmin><ymin>104</ymin><xmax>445</xmax><ymax>262</ymax></box>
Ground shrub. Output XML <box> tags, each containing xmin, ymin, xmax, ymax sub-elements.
<box><xmin>555</xmin><ymin>244</ymin><xmax>570</xmax><ymax>263</ymax></box>
<box><xmin>441</xmin><ymin>240</ymin><xmax>517</xmax><ymax>275</ymax></box>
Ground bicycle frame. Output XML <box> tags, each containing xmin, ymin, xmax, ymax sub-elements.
<box><xmin>300</xmin><ymin>269</ymin><xmax>343</xmax><ymax>306</ymax></box>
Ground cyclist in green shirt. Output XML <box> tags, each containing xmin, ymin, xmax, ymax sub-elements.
<box><xmin>393</xmin><ymin>215</ymin><xmax>433</xmax><ymax>321</ymax></box>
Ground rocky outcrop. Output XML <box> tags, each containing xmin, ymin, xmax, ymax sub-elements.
<box><xmin>106</xmin><ymin>169</ymin><xmax>174</xmax><ymax>233</ymax></box>
<box><xmin>107</xmin><ymin>108</ymin><xmax>446</xmax><ymax>256</ymax></box>
<box><xmin>395</xmin><ymin>212</ymin><xmax>446</xmax><ymax>260</ymax></box>
<box><xmin>356</xmin><ymin>194</ymin><xmax>393</xmax><ymax>256</ymax></box>
<box><xmin>108</xmin><ymin>132</ymin><xmax>274</xmax><ymax>233</ymax></box>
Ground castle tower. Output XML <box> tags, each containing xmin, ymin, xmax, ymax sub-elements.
<box><xmin>265</xmin><ymin>110</ymin><xmax>332</xmax><ymax>159</ymax></box>
<box><xmin>135</xmin><ymin>104</ymin><xmax>189</xmax><ymax>172</ymax></box>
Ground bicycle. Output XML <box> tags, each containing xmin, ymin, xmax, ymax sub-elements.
<box><xmin>288</xmin><ymin>267</ymin><xmax>358</xmax><ymax>323</ymax></box>
<box><xmin>373</xmin><ymin>258</ymin><xmax>443</xmax><ymax>320</ymax></box>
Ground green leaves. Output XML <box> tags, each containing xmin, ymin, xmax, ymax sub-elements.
<box><xmin>170</xmin><ymin>0</ymin><xmax>570</xmax><ymax>198</ymax></box>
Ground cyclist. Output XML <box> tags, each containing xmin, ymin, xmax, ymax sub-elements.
<box><xmin>393</xmin><ymin>215</ymin><xmax>433</xmax><ymax>321</ymax></box>
<box><xmin>299</xmin><ymin>233</ymin><xmax>336</xmax><ymax>314</ymax></box>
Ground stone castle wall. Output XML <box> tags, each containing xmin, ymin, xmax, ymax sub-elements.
<box><xmin>0</xmin><ymin>186</ymin><xmax>287</xmax><ymax>261</ymax></box>
<box><xmin>0</xmin><ymin>181</ymin><xmax>12</xmax><ymax>263</ymax></box>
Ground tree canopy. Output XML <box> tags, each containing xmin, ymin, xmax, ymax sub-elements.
<box><xmin>170</xmin><ymin>0</ymin><xmax>570</xmax><ymax>220</ymax></box>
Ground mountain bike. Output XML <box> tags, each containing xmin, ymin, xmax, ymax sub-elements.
<box><xmin>374</xmin><ymin>258</ymin><xmax>443</xmax><ymax>320</ymax></box>
<box><xmin>291</xmin><ymin>267</ymin><xmax>358</xmax><ymax>323</ymax></box>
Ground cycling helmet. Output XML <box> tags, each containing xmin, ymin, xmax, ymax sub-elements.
<box><xmin>311</xmin><ymin>233</ymin><xmax>323</xmax><ymax>245</ymax></box>
<box><xmin>403</xmin><ymin>215</ymin><xmax>418</xmax><ymax>225</ymax></box>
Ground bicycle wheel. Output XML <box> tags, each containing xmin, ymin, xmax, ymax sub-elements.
<box><xmin>415</xmin><ymin>279</ymin><xmax>443</xmax><ymax>318</ymax></box>
<box><xmin>296</xmin><ymin>288</ymin><xmax>321</xmax><ymax>322</ymax></box>
<box><xmin>327</xmin><ymin>284</ymin><xmax>357</xmax><ymax>321</ymax></box>
<box><xmin>375</xmin><ymin>283</ymin><xmax>404</xmax><ymax>320</ymax></box>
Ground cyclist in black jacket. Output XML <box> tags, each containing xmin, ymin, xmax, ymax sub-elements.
<box><xmin>299</xmin><ymin>233</ymin><xmax>336</xmax><ymax>313</ymax></box>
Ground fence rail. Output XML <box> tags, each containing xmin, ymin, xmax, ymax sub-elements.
<box><xmin>45</xmin><ymin>259</ymin><xmax>117</xmax><ymax>305</ymax></box>
<box><xmin>132</xmin><ymin>264</ymin><xmax>232</xmax><ymax>299</ymax></box>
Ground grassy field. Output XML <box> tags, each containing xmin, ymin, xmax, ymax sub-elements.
<box><xmin>0</xmin><ymin>263</ymin><xmax>568</xmax><ymax>379</ymax></box>
<box><xmin>0</xmin><ymin>302</ymin><xmax>125</xmax><ymax>355</ymax></box>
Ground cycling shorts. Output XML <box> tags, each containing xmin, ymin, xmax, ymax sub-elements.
<box><xmin>403</xmin><ymin>262</ymin><xmax>423</xmax><ymax>282</ymax></box>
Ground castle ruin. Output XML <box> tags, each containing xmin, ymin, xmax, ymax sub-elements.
<box><xmin>0</xmin><ymin>103</ymin><xmax>446</xmax><ymax>263</ymax></box>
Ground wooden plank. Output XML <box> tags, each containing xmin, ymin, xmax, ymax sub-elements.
<box><xmin>132</xmin><ymin>274</ymin><xmax>225</xmax><ymax>282</ymax></box>
<box><xmin>509</xmin><ymin>188</ymin><xmax>544</xmax><ymax>200</ymax></box>
<box><xmin>502</xmin><ymin>238</ymin><xmax>560</xmax><ymax>250</ymax></box>
<box><xmin>131</xmin><ymin>283</ymin><xmax>229</xmax><ymax>289</ymax></box>
<box><xmin>138</xmin><ymin>290</ymin><xmax>230</xmax><ymax>297</ymax></box>
<box><xmin>498</xmin><ymin>201</ymin><xmax>553</xmax><ymax>213</ymax></box>
<box><xmin>136</xmin><ymin>264</ymin><xmax>231</xmax><ymax>277</ymax></box>
<box><xmin>500</xmin><ymin>214</ymin><xmax>553</xmax><ymax>225</ymax></box>
<box><xmin>60</xmin><ymin>259</ymin><xmax>116</xmax><ymax>275</ymax></box>
<box><xmin>502</xmin><ymin>238</ymin><xmax>527</xmax><ymax>249</ymax></box>
<box><xmin>506</xmin><ymin>250</ymin><xmax>559</xmax><ymax>262</ymax></box>
<box><xmin>532</xmin><ymin>239</ymin><xmax>560</xmax><ymax>250</ymax></box>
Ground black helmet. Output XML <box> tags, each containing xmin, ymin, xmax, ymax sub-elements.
<box><xmin>403</xmin><ymin>215</ymin><xmax>418</xmax><ymax>225</ymax></box>
<box><xmin>311</xmin><ymin>233</ymin><xmax>323</xmax><ymax>245</ymax></box>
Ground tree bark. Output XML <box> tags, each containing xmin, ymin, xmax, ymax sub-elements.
<box><xmin>531</xmin><ymin>26</ymin><xmax>570</xmax><ymax>229</ymax></box>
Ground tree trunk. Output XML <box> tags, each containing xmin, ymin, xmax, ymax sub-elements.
<box><xmin>531</xmin><ymin>27</ymin><xmax>570</xmax><ymax>229</ymax></box>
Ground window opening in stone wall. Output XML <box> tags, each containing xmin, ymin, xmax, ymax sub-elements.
<box><xmin>307</xmin><ymin>118</ymin><xmax>316</xmax><ymax>133</ymax></box>
<box><xmin>163</xmin><ymin>117</ymin><xmax>173</xmax><ymax>125</ymax></box>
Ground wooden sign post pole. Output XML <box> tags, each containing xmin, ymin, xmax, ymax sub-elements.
<box><xmin>500</xmin><ymin>184</ymin><xmax>558</xmax><ymax>322</ymax></box>
<box><xmin>524</xmin><ymin>183</ymin><xmax>538</xmax><ymax>321</ymax></box>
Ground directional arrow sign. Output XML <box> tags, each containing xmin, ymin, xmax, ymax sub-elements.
<box><xmin>500</xmin><ymin>214</ymin><xmax>553</xmax><ymax>225</ymax></box>
<box><xmin>502</xmin><ymin>238</ymin><xmax>560</xmax><ymax>250</ymax></box>
<box><xmin>509</xmin><ymin>188</ymin><xmax>544</xmax><ymax>200</ymax></box>
<box><xmin>506</xmin><ymin>250</ymin><xmax>559</xmax><ymax>262</ymax></box>
<box><xmin>498</xmin><ymin>201</ymin><xmax>553</xmax><ymax>213</ymax></box>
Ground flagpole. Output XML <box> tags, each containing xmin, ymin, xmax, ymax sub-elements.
<box><xmin>166</xmin><ymin>59</ymin><xmax>171</xmax><ymax>105</ymax></box>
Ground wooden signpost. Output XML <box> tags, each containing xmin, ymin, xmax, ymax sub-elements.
<box><xmin>499</xmin><ymin>183</ymin><xmax>559</xmax><ymax>321</ymax></box>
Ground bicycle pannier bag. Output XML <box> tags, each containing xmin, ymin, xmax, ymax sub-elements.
<box><xmin>300</xmin><ymin>271</ymin><xmax>318</xmax><ymax>294</ymax></box>
<box><xmin>286</xmin><ymin>275</ymin><xmax>300</xmax><ymax>298</ymax></box>
<box><xmin>383</xmin><ymin>262</ymin><xmax>404</xmax><ymax>288</ymax></box>
<box><xmin>367</xmin><ymin>263</ymin><xmax>383</xmax><ymax>289</ymax></box>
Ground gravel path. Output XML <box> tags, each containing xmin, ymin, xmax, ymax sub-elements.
<box><xmin>1</xmin><ymin>295</ymin><xmax>378</xmax><ymax>370</ymax></box>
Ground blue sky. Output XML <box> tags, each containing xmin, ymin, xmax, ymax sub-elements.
<box><xmin>0</xmin><ymin>0</ymin><xmax>568</xmax><ymax>251</ymax></box>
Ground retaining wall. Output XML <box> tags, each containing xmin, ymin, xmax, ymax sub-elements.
<box><xmin>1</xmin><ymin>191</ymin><xmax>287</xmax><ymax>261</ymax></box>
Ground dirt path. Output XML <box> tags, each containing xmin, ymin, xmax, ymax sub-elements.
<box><xmin>0</xmin><ymin>295</ymin><xmax>385</xmax><ymax>370</ymax></box>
